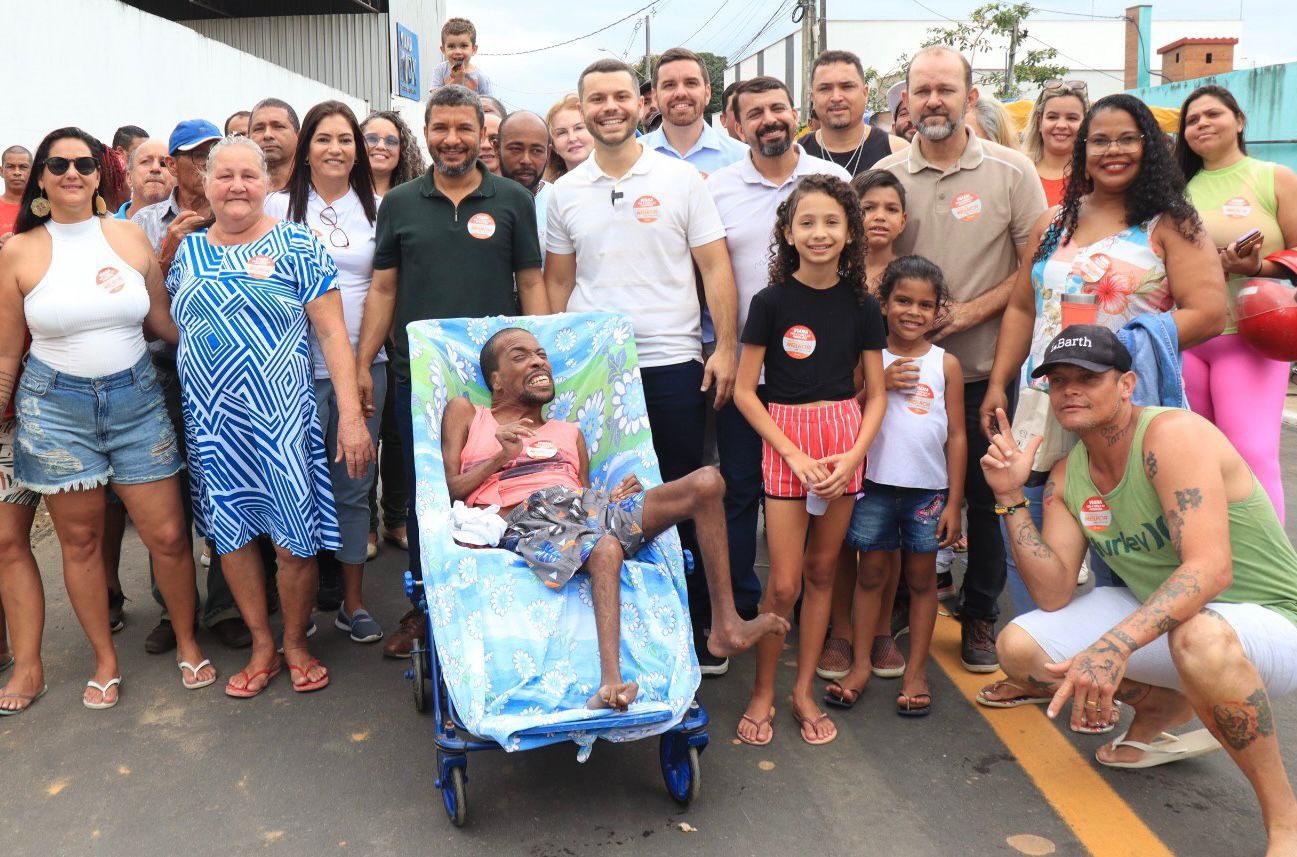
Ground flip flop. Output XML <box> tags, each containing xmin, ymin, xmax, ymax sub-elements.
<box><xmin>736</xmin><ymin>707</ymin><xmax>775</xmax><ymax>746</ymax></box>
<box><xmin>0</xmin><ymin>685</ymin><xmax>47</xmax><ymax>716</ymax></box>
<box><xmin>224</xmin><ymin>661</ymin><xmax>283</xmax><ymax>699</ymax></box>
<box><xmin>178</xmin><ymin>659</ymin><xmax>217</xmax><ymax>690</ymax></box>
<box><xmin>1097</xmin><ymin>728</ymin><xmax>1222</xmax><ymax>769</ymax></box>
<box><xmin>793</xmin><ymin>710</ymin><xmax>837</xmax><ymax>745</ymax></box>
<box><xmin>288</xmin><ymin>658</ymin><xmax>330</xmax><ymax>693</ymax></box>
<box><xmin>897</xmin><ymin>692</ymin><xmax>932</xmax><ymax>718</ymax></box>
<box><xmin>976</xmin><ymin>679</ymin><xmax>1053</xmax><ymax>708</ymax></box>
<box><xmin>823</xmin><ymin>682</ymin><xmax>864</xmax><ymax>710</ymax></box>
<box><xmin>84</xmin><ymin>677</ymin><xmax>122</xmax><ymax>710</ymax></box>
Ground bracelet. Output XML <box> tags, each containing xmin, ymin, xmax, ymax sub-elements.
<box><xmin>1254</xmin><ymin>258</ymin><xmax>1265</xmax><ymax>277</ymax></box>
<box><xmin>994</xmin><ymin>498</ymin><xmax>1031</xmax><ymax>516</ymax></box>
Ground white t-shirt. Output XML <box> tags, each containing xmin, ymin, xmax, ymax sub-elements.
<box><xmin>265</xmin><ymin>187</ymin><xmax>385</xmax><ymax>378</ymax></box>
<box><xmin>546</xmin><ymin>146</ymin><xmax>727</xmax><ymax>368</ymax></box>
<box><xmin>533</xmin><ymin>181</ymin><xmax>553</xmax><ymax>262</ymax></box>
<box><xmin>707</xmin><ymin>147</ymin><xmax>851</xmax><ymax>351</ymax></box>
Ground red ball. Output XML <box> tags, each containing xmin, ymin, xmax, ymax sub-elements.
<box><xmin>1237</xmin><ymin>278</ymin><xmax>1297</xmax><ymax>361</ymax></box>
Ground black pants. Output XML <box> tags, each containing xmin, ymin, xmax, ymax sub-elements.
<box><xmin>641</xmin><ymin>361</ymin><xmax>709</xmax><ymax>635</ymax></box>
<box><xmin>714</xmin><ymin>395</ymin><xmax>765</xmax><ymax>618</ymax></box>
<box><xmin>957</xmin><ymin>378</ymin><xmax>1017</xmax><ymax>622</ymax></box>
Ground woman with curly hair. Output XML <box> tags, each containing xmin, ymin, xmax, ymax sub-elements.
<box><xmin>733</xmin><ymin>173</ymin><xmax>887</xmax><ymax>746</ymax></box>
<box><xmin>362</xmin><ymin>111</ymin><xmax>426</xmax><ymax>196</ymax></box>
<box><xmin>1175</xmin><ymin>85</ymin><xmax>1297</xmax><ymax>521</ymax></box>
<box><xmin>978</xmin><ymin>93</ymin><xmax>1225</xmax><ymax>642</ymax></box>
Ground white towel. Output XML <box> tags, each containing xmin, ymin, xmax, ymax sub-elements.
<box><xmin>450</xmin><ymin>501</ymin><xmax>508</xmax><ymax>547</ymax></box>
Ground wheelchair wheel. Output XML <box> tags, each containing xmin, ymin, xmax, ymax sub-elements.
<box><xmin>442</xmin><ymin>765</ymin><xmax>467</xmax><ymax>827</ymax></box>
<box><xmin>660</xmin><ymin>734</ymin><xmax>701</xmax><ymax>808</ymax></box>
<box><xmin>410</xmin><ymin>644</ymin><xmax>428</xmax><ymax>713</ymax></box>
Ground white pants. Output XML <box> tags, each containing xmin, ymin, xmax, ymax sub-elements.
<box><xmin>1011</xmin><ymin>587</ymin><xmax>1297</xmax><ymax>697</ymax></box>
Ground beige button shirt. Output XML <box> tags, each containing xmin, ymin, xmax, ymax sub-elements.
<box><xmin>875</xmin><ymin>130</ymin><xmax>1046</xmax><ymax>381</ymax></box>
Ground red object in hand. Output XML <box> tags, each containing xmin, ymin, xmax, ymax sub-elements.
<box><xmin>1236</xmin><ymin>278</ymin><xmax>1297</xmax><ymax>361</ymax></box>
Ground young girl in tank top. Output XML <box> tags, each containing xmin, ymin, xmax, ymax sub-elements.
<box><xmin>733</xmin><ymin>174</ymin><xmax>887</xmax><ymax>747</ymax></box>
<box><xmin>825</xmin><ymin>256</ymin><xmax>966</xmax><ymax>718</ymax></box>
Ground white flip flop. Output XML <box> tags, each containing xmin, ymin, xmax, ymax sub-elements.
<box><xmin>84</xmin><ymin>676</ymin><xmax>122</xmax><ymax>710</ymax></box>
<box><xmin>178</xmin><ymin>659</ymin><xmax>217</xmax><ymax>690</ymax></box>
<box><xmin>1097</xmin><ymin>728</ymin><xmax>1222</xmax><ymax>769</ymax></box>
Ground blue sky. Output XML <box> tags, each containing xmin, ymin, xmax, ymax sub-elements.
<box><xmin>446</xmin><ymin>0</ymin><xmax>1294</xmax><ymax>113</ymax></box>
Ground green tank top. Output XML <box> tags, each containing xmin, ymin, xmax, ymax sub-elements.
<box><xmin>1063</xmin><ymin>407</ymin><xmax>1297</xmax><ymax>627</ymax></box>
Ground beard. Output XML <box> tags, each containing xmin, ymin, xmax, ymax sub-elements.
<box><xmin>502</xmin><ymin>164</ymin><xmax>540</xmax><ymax>192</ymax></box>
<box><xmin>755</xmin><ymin>123</ymin><xmax>793</xmax><ymax>157</ymax></box>
<box><xmin>587</xmin><ymin>113</ymin><xmax>636</xmax><ymax>146</ymax></box>
<box><xmin>432</xmin><ymin>147</ymin><xmax>478</xmax><ymax>177</ymax></box>
<box><xmin>519</xmin><ymin>386</ymin><xmax>555</xmax><ymax>405</ymax></box>
<box><xmin>916</xmin><ymin>113</ymin><xmax>956</xmax><ymax>141</ymax></box>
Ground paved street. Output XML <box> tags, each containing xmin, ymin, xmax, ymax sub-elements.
<box><xmin>6</xmin><ymin>425</ymin><xmax>1297</xmax><ymax>856</ymax></box>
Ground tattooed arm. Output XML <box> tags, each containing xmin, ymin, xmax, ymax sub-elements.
<box><xmin>0</xmin><ymin>242</ymin><xmax>27</xmax><ymax>417</ymax></box>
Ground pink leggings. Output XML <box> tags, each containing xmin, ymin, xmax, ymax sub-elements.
<box><xmin>1182</xmin><ymin>333</ymin><xmax>1289</xmax><ymax>522</ymax></box>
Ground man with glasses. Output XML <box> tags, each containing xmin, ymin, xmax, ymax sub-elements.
<box><xmin>875</xmin><ymin>46</ymin><xmax>1047</xmax><ymax>674</ymax></box>
<box><xmin>131</xmin><ymin>119</ymin><xmax>252</xmax><ymax>654</ymax></box>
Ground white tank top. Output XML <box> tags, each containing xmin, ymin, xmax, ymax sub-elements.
<box><xmin>24</xmin><ymin>217</ymin><xmax>149</xmax><ymax>376</ymax></box>
<box><xmin>866</xmin><ymin>344</ymin><xmax>949</xmax><ymax>490</ymax></box>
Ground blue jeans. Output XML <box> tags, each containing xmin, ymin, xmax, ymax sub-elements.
<box><xmin>314</xmin><ymin>364</ymin><xmax>386</xmax><ymax>565</ymax></box>
<box><xmin>715</xmin><ymin>396</ymin><xmax>765</xmax><ymax>618</ymax></box>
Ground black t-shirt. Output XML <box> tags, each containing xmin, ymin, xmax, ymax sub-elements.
<box><xmin>801</xmin><ymin>126</ymin><xmax>893</xmax><ymax>177</ymax></box>
<box><xmin>741</xmin><ymin>278</ymin><xmax>887</xmax><ymax>404</ymax></box>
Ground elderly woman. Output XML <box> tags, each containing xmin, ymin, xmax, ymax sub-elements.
<box><xmin>966</xmin><ymin>95</ymin><xmax>1020</xmax><ymax>150</ymax></box>
<box><xmin>0</xmin><ymin>127</ymin><xmax>215</xmax><ymax>711</ymax></box>
<box><xmin>167</xmin><ymin>136</ymin><xmax>373</xmax><ymax>697</ymax></box>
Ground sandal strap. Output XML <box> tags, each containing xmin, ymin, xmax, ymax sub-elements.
<box><xmin>86</xmin><ymin>677</ymin><xmax>122</xmax><ymax>693</ymax></box>
<box><xmin>1110</xmin><ymin>731</ymin><xmax>1185</xmax><ymax>754</ymax></box>
<box><xmin>179</xmin><ymin>659</ymin><xmax>212</xmax><ymax>676</ymax></box>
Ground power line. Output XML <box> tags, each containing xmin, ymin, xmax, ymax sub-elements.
<box><xmin>478</xmin><ymin>1</ymin><xmax>660</xmax><ymax>56</ymax></box>
<box><xmin>701</xmin><ymin>0</ymin><xmax>774</xmax><ymax>57</ymax></box>
<box><xmin>1031</xmin><ymin>6</ymin><xmax>1125</xmax><ymax>18</ymax></box>
<box><xmin>1023</xmin><ymin>31</ymin><xmax>1125</xmax><ymax>83</ymax></box>
<box><xmin>728</xmin><ymin>0</ymin><xmax>800</xmax><ymax>63</ymax></box>
<box><xmin>682</xmin><ymin>0</ymin><xmax>734</xmax><ymax>46</ymax></box>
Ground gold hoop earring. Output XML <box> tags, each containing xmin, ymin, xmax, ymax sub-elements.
<box><xmin>93</xmin><ymin>194</ymin><xmax>107</xmax><ymax>216</ymax></box>
<box><xmin>29</xmin><ymin>192</ymin><xmax>50</xmax><ymax>218</ymax></box>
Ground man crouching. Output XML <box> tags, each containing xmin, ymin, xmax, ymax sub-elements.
<box><xmin>441</xmin><ymin>328</ymin><xmax>789</xmax><ymax>711</ymax></box>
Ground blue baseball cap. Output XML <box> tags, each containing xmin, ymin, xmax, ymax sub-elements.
<box><xmin>168</xmin><ymin>119</ymin><xmax>223</xmax><ymax>155</ymax></box>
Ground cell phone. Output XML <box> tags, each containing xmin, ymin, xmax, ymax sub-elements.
<box><xmin>1235</xmin><ymin>228</ymin><xmax>1263</xmax><ymax>256</ymax></box>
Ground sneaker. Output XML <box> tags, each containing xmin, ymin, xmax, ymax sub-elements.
<box><xmin>870</xmin><ymin>635</ymin><xmax>906</xmax><ymax>679</ymax></box>
<box><xmin>336</xmin><ymin>608</ymin><xmax>384</xmax><ymax>643</ymax></box>
<box><xmin>1077</xmin><ymin>558</ymin><xmax>1091</xmax><ymax>586</ymax></box>
<box><xmin>144</xmin><ymin>618</ymin><xmax>177</xmax><ymax>654</ymax></box>
<box><xmin>697</xmin><ymin>649</ymin><xmax>729</xmax><ymax>677</ymax></box>
<box><xmin>209</xmin><ymin>616</ymin><xmax>253</xmax><ymax>649</ymax></box>
<box><xmin>960</xmin><ymin>617</ymin><xmax>999</xmax><ymax>673</ymax></box>
<box><xmin>108</xmin><ymin>590</ymin><xmax>126</xmax><ymax>633</ymax></box>
<box><xmin>383</xmin><ymin>609</ymin><xmax>425</xmax><ymax>659</ymax></box>
<box><xmin>199</xmin><ymin>547</ymin><xmax>211</xmax><ymax>568</ymax></box>
<box><xmin>275</xmin><ymin>619</ymin><xmax>317</xmax><ymax>653</ymax></box>
<box><xmin>936</xmin><ymin>571</ymin><xmax>955</xmax><ymax>599</ymax></box>
<box><xmin>890</xmin><ymin>595</ymin><xmax>911</xmax><ymax>638</ymax></box>
<box><xmin>366</xmin><ymin>533</ymin><xmax>379</xmax><ymax>562</ymax></box>
<box><xmin>815</xmin><ymin>637</ymin><xmax>853</xmax><ymax>681</ymax></box>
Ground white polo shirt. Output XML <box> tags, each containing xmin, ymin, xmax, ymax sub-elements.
<box><xmin>706</xmin><ymin>146</ymin><xmax>851</xmax><ymax>347</ymax></box>
<box><xmin>547</xmin><ymin>146</ymin><xmax>727</xmax><ymax>368</ymax></box>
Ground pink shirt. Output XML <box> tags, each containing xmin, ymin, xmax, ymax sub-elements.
<box><xmin>462</xmin><ymin>405</ymin><xmax>582</xmax><ymax>508</ymax></box>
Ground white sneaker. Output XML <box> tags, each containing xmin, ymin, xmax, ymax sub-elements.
<box><xmin>1077</xmin><ymin>558</ymin><xmax>1090</xmax><ymax>586</ymax></box>
<box><xmin>199</xmin><ymin>547</ymin><xmax>211</xmax><ymax>568</ymax></box>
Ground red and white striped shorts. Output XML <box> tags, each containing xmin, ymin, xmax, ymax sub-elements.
<box><xmin>762</xmin><ymin>399</ymin><xmax>864</xmax><ymax>499</ymax></box>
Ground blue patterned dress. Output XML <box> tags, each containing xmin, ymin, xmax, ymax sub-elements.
<box><xmin>166</xmin><ymin>221</ymin><xmax>342</xmax><ymax>557</ymax></box>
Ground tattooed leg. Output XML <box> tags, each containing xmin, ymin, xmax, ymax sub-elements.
<box><xmin>1169</xmin><ymin>611</ymin><xmax>1297</xmax><ymax>848</ymax></box>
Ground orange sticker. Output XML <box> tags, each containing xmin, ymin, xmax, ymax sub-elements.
<box><xmin>1080</xmin><ymin>495</ymin><xmax>1112</xmax><ymax>532</ymax></box>
<box><xmin>245</xmin><ymin>254</ymin><xmax>276</xmax><ymax>279</ymax></box>
<box><xmin>1223</xmin><ymin>196</ymin><xmax>1252</xmax><ymax>218</ymax></box>
<box><xmin>467</xmin><ymin>212</ymin><xmax>496</xmax><ymax>239</ymax></box>
<box><xmin>906</xmin><ymin>383</ymin><xmax>935</xmax><ymax>415</ymax></box>
<box><xmin>782</xmin><ymin>325</ymin><xmax>816</xmax><ymax>359</ymax></box>
<box><xmin>525</xmin><ymin>440</ymin><xmax>557</xmax><ymax>459</ymax></box>
<box><xmin>633</xmin><ymin>195</ymin><xmax>660</xmax><ymax>223</ymax></box>
<box><xmin>96</xmin><ymin>266</ymin><xmax>125</xmax><ymax>294</ymax></box>
<box><xmin>950</xmin><ymin>192</ymin><xmax>982</xmax><ymax>222</ymax></box>
<box><xmin>1075</xmin><ymin>252</ymin><xmax>1112</xmax><ymax>284</ymax></box>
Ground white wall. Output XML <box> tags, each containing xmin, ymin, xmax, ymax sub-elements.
<box><xmin>4</xmin><ymin>0</ymin><xmax>366</xmax><ymax>152</ymax></box>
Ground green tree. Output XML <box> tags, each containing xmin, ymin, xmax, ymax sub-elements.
<box><xmin>635</xmin><ymin>51</ymin><xmax>730</xmax><ymax>119</ymax></box>
<box><xmin>921</xmin><ymin>2</ymin><xmax>1068</xmax><ymax>100</ymax></box>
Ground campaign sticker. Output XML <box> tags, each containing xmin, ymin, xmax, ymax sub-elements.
<box><xmin>782</xmin><ymin>325</ymin><xmax>816</xmax><ymax>359</ymax></box>
<box><xmin>245</xmin><ymin>254</ymin><xmax>276</xmax><ymax>279</ymax></box>
<box><xmin>950</xmin><ymin>192</ymin><xmax>982</xmax><ymax>222</ymax></box>
<box><xmin>1075</xmin><ymin>252</ymin><xmax>1112</xmax><ymax>284</ymax></box>
<box><xmin>96</xmin><ymin>266</ymin><xmax>126</xmax><ymax>294</ymax></box>
<box><xmin>1223</xmin><ymin>196</ymin><xmax>1252</xmax><ymax>218</ymax></box>
<box><xmin>907</xmin><ymin>383</ymin><xmax>935</xmax><ymax>415</ymax></box>
<box><xmin>1080</xmin><ymin>495</ymin><xmax>1112</xmax><ymax>532</ymax></box>
<box><xmin>525</xmin><ymin>439</ymin><xmax>557</xmax><ymax>460</ymax></box>
<box><xmin>633</xmin><ymin>195</ymin><xmax>660</xmax><ymax>223</ymax></box>
<box><xmin>467</xmin><ymin>212</ymin><xmax>496</xmax><ymax>239</ymax></box>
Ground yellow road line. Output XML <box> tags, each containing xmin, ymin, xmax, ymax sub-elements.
<box><xmin>929</xmin><ymin>613</ymin><xmax>1175</xmax><ymax>857</ymax></box>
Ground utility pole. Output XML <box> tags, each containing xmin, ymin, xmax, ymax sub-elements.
<box><xmin>819</xmin><ymin>0</ymin><xmax>827</xmax><ymax>53</ymax></box>
<box><xmin>644</xmin><ymin>14</ymin><xmax>652</xmax><ymax>86</ymax></box>
<box><xmin>1004</xmin><ymin>19</ymin><xmax>1020</xmax><ymax>98</ymax></box>
<box><xmin>799</xmin><ymin>0</ymin><xmax>818</xmax><ymax>120</ymax></box>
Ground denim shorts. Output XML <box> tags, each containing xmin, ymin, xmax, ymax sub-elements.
<box><xmin>847</xmin><ymin>480</ymin><xmax>947</xmax><ymax>554</ymax></box>
<box><xmin>14</xmin><ymin>353</ymin><xmax>182</xmax><ymax>494</ymax></box>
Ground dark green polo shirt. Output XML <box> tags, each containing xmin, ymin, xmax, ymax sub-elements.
<box><xmin>374</xmin><ymin>163</ymin><xmax>542</xmax><ymax>381</ymax></box>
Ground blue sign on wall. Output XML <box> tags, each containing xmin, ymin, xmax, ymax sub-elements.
<box><xmin>397</xmin><ymin>24</ymin><xmax>420</xmax><ymax>100</ymax></box>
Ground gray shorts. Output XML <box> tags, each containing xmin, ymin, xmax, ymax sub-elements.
<box><xmin>502</xmin><ymin>485</ymin><xmax>646</xmax><ymax>589</ymax></box>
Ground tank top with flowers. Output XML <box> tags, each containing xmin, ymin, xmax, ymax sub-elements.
<box><xmin>1023</xmin><ymin>216</ymin><xmax>1172</xmax><ymax>391</ymax></box>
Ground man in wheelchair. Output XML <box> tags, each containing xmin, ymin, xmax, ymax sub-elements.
<box><xmin>441</xmin><ymin>328</ymin><xmax>789</xmax><ymax>711</ymax></box>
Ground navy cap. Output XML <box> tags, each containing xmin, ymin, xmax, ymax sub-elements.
<box><xmin>168</xmin><ymin>119</ymin><xmax>223</xmax><ymax>155</ymax></box>
<box><xmin>1030</xmin><ymin>324</ymin><xmax>1133</xmax><ymax>379</ymax></box>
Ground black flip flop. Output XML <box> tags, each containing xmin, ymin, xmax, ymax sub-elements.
<box><xmin>823</xmin><ymin>684</ymin><xmax>863</xmax><ymax>710</ymax></box>
<box><xmin>897</xmin><ymin>692</ymin><xmax>932</xmax><ymax>717</ymax></box>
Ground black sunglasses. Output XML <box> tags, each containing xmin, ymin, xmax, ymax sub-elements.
<box><xmin>43</xmin><ymin>156</ymin><xmax>98</xmax><ymax>176</ymax></box>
